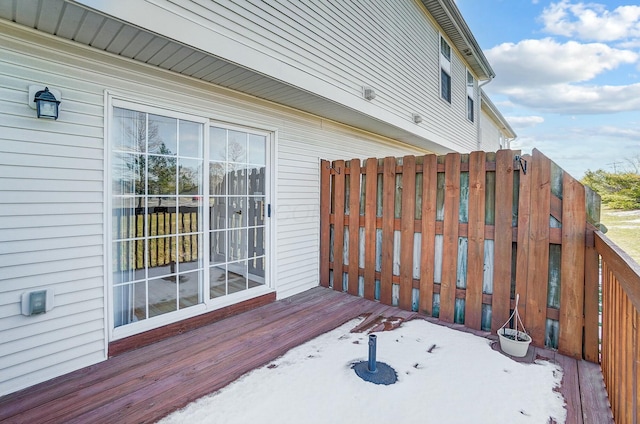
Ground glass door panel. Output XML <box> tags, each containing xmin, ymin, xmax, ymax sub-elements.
<box><xmin>208</xmin><ymin>127</ymin><xmax>267</xmax><ymax>298</ymax></box>
<box><xmin>112</xmin><ymin>107</ymin><xmax>204</xmax><ymax>329</ymax></box>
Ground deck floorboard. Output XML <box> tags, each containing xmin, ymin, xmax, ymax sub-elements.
<box><xmin>0</xmin><ymin>287</ymin><xmax>612</xmax><ymax>424</ymax></box>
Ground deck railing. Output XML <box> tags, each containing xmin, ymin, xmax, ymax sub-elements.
<box><xmin>595</xmin><ymin>232</ymin><xmax>639</xmax><ymax>424</ymax></box>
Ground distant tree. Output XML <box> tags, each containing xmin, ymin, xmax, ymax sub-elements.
<box><xmin>120</xmin><ymin>112</ymin><xmax>177</xmax><ymax>206</ymax></box>
<box><xmin>624</xmin><ymin>155</ymin><xmax>640</xmax><ymax>174</ymax></box>
<box><xmin>178</xmin><ymin>164</ymin><xmax>199</xmax><ymax>195</ymax></box>
<box><xmin>581</xmin><ymin>168</ymin><xmax>640</xmax><ymax>210</ymax></box>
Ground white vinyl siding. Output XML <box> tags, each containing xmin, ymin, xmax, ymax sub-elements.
<box><xmin>0</xmin><ymin>28</ymin><xmax>107</xmax><ymax>396</ymax></box>
<box><xmin>75</xmin><ymin>0</ymin><xmax>479</xmax><ymax>152</ymax></box>
<box><xmin>0</xmin><ymin>21</ymin><xmax>427</xmax><ymax>395</ymax></box>
<box><xmin>480</xmin><ymin>110</ymin><xmax>504</xmax><ymax>152</ymax></box>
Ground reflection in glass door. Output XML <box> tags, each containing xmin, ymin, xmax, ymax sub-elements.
<box><xmin>209</xmin><ymin>127</ymin><xmax>267</xmax><ymax>299</ymax></box>
<box><xmin>111</xmin><ymin>107</ymin><xmax>204</xmax><ymax>328</ymax></box>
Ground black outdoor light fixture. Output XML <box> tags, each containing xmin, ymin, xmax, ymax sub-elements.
<box><xmin>33</xmin><ymin>87</ymin><xmax>61</xmax><ymax>120</ymax></box>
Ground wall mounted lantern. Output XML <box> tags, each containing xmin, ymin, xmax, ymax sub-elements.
<box><xmin>33</xmin><ymin>87</ymin><xmax>61</xmax><ymax>120</ymax></box>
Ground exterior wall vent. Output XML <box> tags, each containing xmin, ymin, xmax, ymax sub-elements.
<box><xmin>363</xmin><ymin>87</ymin><xmax>376</xmax><ymax>101</ymax></box>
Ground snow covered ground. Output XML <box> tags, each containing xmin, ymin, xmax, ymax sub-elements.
<box><xmin>159</xmin><ymin>318</ymin><xmax>566</xmax><ymax>424</ymax></box>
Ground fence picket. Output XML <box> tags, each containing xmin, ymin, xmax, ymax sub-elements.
<box><xmin>515</xmin><ymin>154</ymin><xmax>532</xmax><ymax>327</ymax></box>
<box><xmin>364</xmin><ymin>158</ymin><xmax>378</xmax><ymax>300</ymax></box>
<box><xmin>348</xmin><ymin>159</ymin><xmax>361</xmax><ymax>295</ymax></box>
<box><xmin>492</xmin><ymin>150</ymin><xmax>515</xmax><ymax>332</ymax></box>
<box><xmin>524</xmin><ymin>150</ymin><xmax>551</xmax><ymax>346</ymax></box>
<box><xmin>419</xmin><ymin>154</ymin><xmax>438</xmax><ymax>315</ymax></box>
<box><xmin>558</xmin><ymin>172</ymin><xmax>586</xmax><ymax>358</ymax></box>
<box><xmin>400</xmin><ymin>155</ymin><xmax>416</xmax><ymax>310</ymax></box>
<box><xmin>583</xmin><ymin>186</ymin><xmax>601</xmax><ymax>362</ymax></box>
<box><xmin>440</xmin><ymin>153</ymin><xmax>461</xmax><ymax>323</ymax></box>
<box><xmin>331</xmin><ymin>160</ymin><xmax>346</xmax><ymax>291</ymax></box>
<box><xmin>380</xmin><ymin>157</ymin><xmax>396</xmax><ymax>304</ymax></box>
<box><xmin>465</xmin><ymin>151</ymin><xmax>486</xmax><ymax>330</ymax></box>
<box><xmin>320</xmin><ymin>160</ymin><xmax>331</xmax><ymax>287</ymax></box>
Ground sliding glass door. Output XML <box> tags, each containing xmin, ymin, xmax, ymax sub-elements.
<box><xmin>110</xmin><ymin>105</ymin><xmax>269</xmax><ymax>332</ymax></box>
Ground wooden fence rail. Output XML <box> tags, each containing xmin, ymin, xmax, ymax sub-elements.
<box><xmin>320</xmin><ymin>149</ymin><xmax>600</xmax><ymax>360</ymax></box>
<box><xmin>595</xmin><ymin>232</ymin><xmax>640</xmax><ymax>424</ymax></box>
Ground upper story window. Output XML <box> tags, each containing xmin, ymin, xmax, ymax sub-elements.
<box><xmin>466</xmin><ymin>70</ymin><xmax>475</xmax><ymax>122</ymax></box>
<box><xmin>440</xmin><ymin>36</ymin><xmax>452</xmax><ymax>103</ymax></box>
<box><xmin>440</xmin><ymin>36</ymin><xmax>451</xmax><ymax>61</ymax></box>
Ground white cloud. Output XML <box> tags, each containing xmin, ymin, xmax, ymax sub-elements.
<box><xmin>485</xmin><ymin>38</ymin><xmax>640</xmax><ymax>113</ymax></box>
<box><xmin>504</xmin><ymin>82</ymin><xmax>640</xmax><ymax>114</ymax></box>
<box><xmin>617</xmin><ymin>39</ymin><xmax>640</xmax><ymax>49</ymax></box>
<box><xmin>540</xmin><ymin>1</ymin><xmax>640</xmax><ymax>42</ymax></box>
<box><xmin>505</xmin><ymin>115</ymin><xmax>545</xmax><ymax>128</ymax></box>
<box><xmin>576</xmin><ymin>125</ymin><xmax>640</xmax><ymax>139</ymax></box>
<box><xmin>486</xmin><ymin>38</ymin><xmax>638</xmax><ymax>87</ymax></box>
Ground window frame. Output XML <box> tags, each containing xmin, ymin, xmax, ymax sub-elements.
<box><xmin>439</xmin><ymin>35</ymin><xmax>452</xmax><ymax>104</ymax></box>
<box><xmin>466</xmin><ymin>70</ymin><xmax>475</xmax><ymax>122</ymax></box>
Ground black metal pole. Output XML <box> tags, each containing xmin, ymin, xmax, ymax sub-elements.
<box><xmin>367</xmin><ymin>334</ymin><xmax>377</xmax><ymax>373</ymax></box>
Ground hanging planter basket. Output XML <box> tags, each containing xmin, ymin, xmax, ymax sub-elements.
<box><xmin>497</xmin><ymin>294</ymin><xmax>532</xmax><ymax>357</ymax></box>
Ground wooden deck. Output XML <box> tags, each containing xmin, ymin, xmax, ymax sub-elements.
<box><xmin>0</xmin><ymin>287</ymin><xmax>613</xmax><ymax>424</ymax></box>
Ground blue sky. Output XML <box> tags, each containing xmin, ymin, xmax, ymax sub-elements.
<box><xmin>456</xmin><ymin>0</ymin><xmax>640</xmax><ymax>178</ymax></box>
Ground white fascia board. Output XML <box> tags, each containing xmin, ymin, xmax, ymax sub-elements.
<box><xmin>72</xmin><ymin>0</ymin><xmax>453</xmax><ymax>152</ymax></box>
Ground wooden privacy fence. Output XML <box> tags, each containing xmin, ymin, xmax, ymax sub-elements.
<box><xmin>595</xmin><ymin>232</ymin><xmax>639</xmax><ymax>423</ymax></box>
<box><xmin>113</xmin><ymin>207</ymin><xmax>199</xmax><ymax>271</ymax></box>
<box><xmin>320</xmin><ymin>149</ymin><xmax>600</xmax><ymax>360</ymax></box>
<box><xmin>112</xmin><ymin>202</ymin><xmax>266</xmax><ymax>277</ymax></box>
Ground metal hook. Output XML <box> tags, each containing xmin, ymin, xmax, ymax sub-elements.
<box><xmin>326</xmin><ymin>164</ymin><xmax>341</xmax><ymax>174</ymax></box>
<box><xmin>515</xmin><ymin>155</ymin><xmax>527</xmax><ymax>175</ymax></box>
